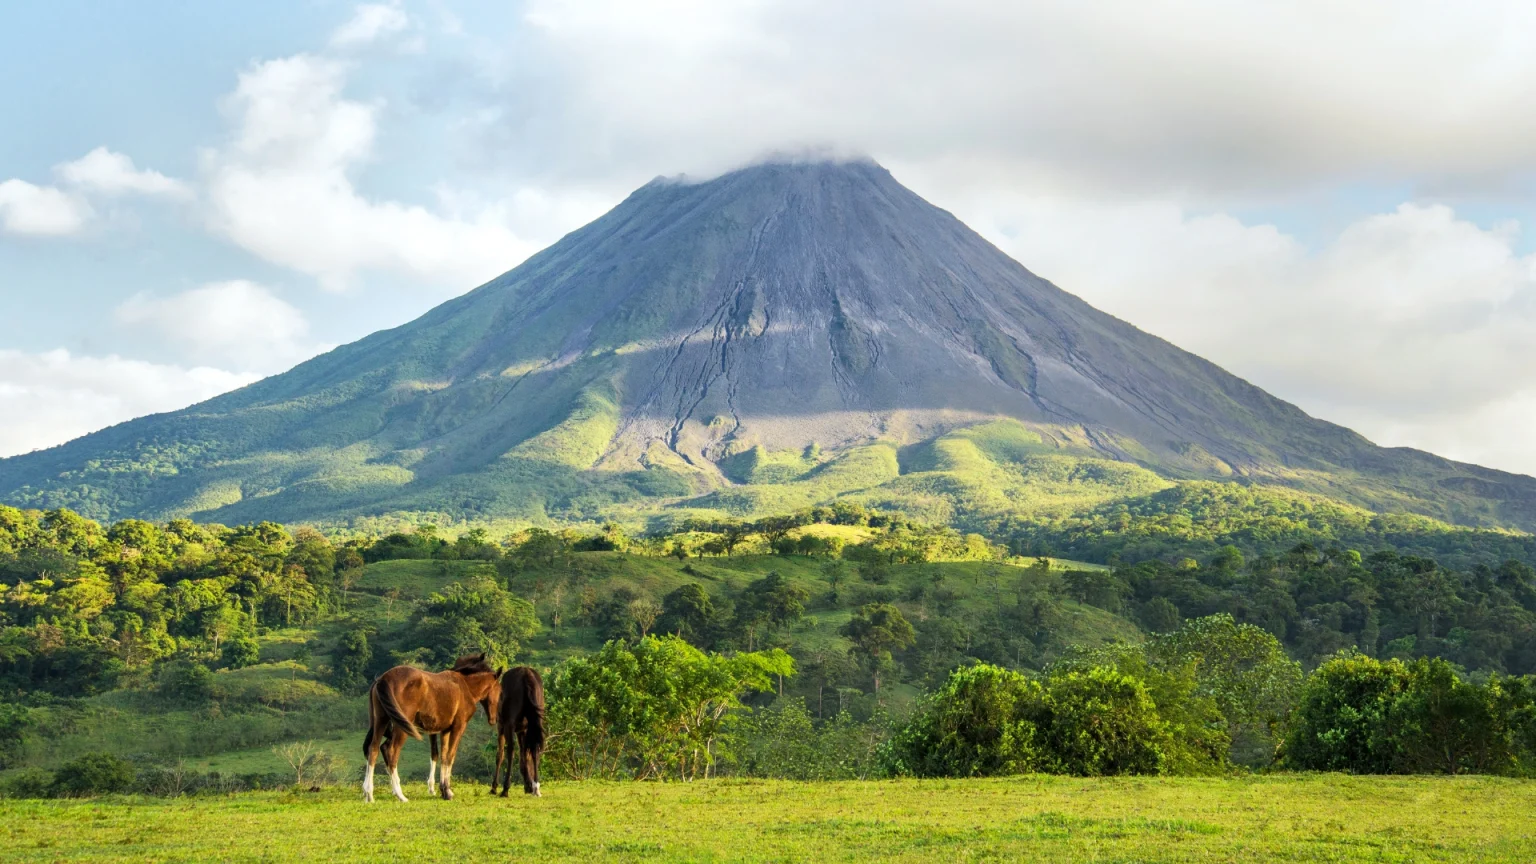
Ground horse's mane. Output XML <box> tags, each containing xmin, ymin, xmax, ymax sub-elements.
<box><xmin>450</xmin><ymin>654</ymin><xmax>496</xmax><ymax>677</ymax></box>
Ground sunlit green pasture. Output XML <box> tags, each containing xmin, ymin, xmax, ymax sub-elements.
<box><xmin>3</xmin><ymin>774</ymin><xmax>1533</xmax><ymax>863</ymax></box>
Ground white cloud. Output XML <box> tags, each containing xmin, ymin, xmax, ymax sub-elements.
<box><xmin>0</xmin><ymin>349</ymin><xmax>256</xmax><ymax>458</ymax></box>
<box><xmin>113</xmin><ymin>281</ymin><xmax>323</xmax><ymax>373</ymax></box>
<box><xmin>57</xmin><ymin>147</ymin><xmax>189</xmax><ymax>198</ymax></box>
<box><xmin>940</xmin><ymin>183</ymin><xmax>1536</xmax><ymax>474</ymax></box>
<box><xmin>0</xmin><ymin>179</ymin><xmax>91</xmax><ymax>236</ymax></box>
<box><xmin>204</xmin><ymin>53</ymin><xmax>537</xmax><ymax>290</ymax></box>
<box><xmin>476</xmin><ymin>0</ymin><xmax>1536</xmax><ymax>197</ymax></box>
<box><xmin>330</xmin><ymin>2</ymin><xmax>411</xmax><ymax>48</ymax></box>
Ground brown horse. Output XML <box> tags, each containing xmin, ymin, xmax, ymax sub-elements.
<box><xmin>492</xmin><ymin>666</ymin><xmax>546</xmax><ymax>796</ymax></box>
<box><xmin>363</xmin><ymin>654</ymin><xmax>501</xmax><ymax>802</ymax></box>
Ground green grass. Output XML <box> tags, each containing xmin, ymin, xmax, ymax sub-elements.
<box><xmin>3</xmin><ymin>775</ymin><xmax>1534</xmax><ymax>862</ymax></box>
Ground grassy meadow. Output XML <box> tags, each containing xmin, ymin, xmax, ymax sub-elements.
<box><xmin>4</xmin><ymin>775</ymin><xmax>1534</xmax><ymax>863</ymax></box>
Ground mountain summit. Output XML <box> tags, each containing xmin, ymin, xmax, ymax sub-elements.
<box><xmin>5</xmin><ymin>160</ymin><xmax>1536</xmax><ymax>528</ymax></box>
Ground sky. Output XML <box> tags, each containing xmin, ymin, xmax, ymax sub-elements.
<box><xmin>4</xmin><ymin>1</ymin><xmax>1536</xmax><ymax>476</ymax></box>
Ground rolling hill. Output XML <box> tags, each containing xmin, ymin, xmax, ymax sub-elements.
<box><xmin>3</xmin><ymin>159</ymin><xmax>1535</xmax><ymax>531</ymax></box>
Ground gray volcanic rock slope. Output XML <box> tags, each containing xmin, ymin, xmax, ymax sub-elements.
<box><xmin>5</xmin><ymin>159</ymin><xmax>1536</xmax><ymax>527</ymax></box>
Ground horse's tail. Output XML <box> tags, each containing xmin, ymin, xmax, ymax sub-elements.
<box><xmin>523</xmin><ymin>668</ymin><xmax>546</xmax><ymax>752</ymax></box>
<box><xmin>363</xmin><ymin>685</ymin><xmax>376</xmax><ymax>757</ymax></box>
<box><xmin>374</xmin><ymin>675</ymin><xmax>422</xmax><ymax>740</ymax></box>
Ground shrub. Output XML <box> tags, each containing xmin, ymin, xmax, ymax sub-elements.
<box><xmin>158</xmin><ymin>660</ymin><xmax>215</xmax><ymax>704</ymax></box>
<box><xmin>1282</xmin><ymin>653</ymin><xmax>1410</xmax><ymax>773</ymax></box>
<box><xmin>0</xmin><ymin>702</ymin><xmax>35</xmax><ymax>769</ymax></box>
<box><xmin>51</xmin><ymin>752</ymin><xmax>136</xmax><ymax>797</ymax></box>
<box><xmin>332</xmin><ymin>628</ymin><xmax>372</xmax><ymax>693</ymax></box>
<box><xmin>1035</xmin><ymin>667</ymin><xmax>1170</xmax><ymax>776</ymax></box>
<box><xmin>220</xmin><ymin>636</ymin><xmax>260</xmax><ymax>670</ymax></box>
<box><xmin>729</xmin><ymin>699</ymin><xmax>887</xmax><ymax>780</ymax></box>
<box><xmin>884</xmin><ymin>663</ymin><xmax>1174</xmax><ymax>777</ymax></box>
<box><xmin>881</xmin><ymin>664</ymin><xmax>1042</xmax><ymax>778</ymax></box>
<box><xmin>1285</xmin><ymin>653</ymin><xmax>1536</xmax><ymax>775</ymax></box>
<box><xmin>546</xmin><ymin>636</ymin><xmax>792</xmax><ymax>780</ymax></box>
<box><xmin>1</xmin><ymin>768</ymin><xmax>54</xmax><ymax>798</ymax></box>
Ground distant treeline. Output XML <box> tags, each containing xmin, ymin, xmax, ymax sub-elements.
<box><xmin>1000</xmin><ymin>481</ymin><xmax>1536</xmax><ymax>569</ymax></box>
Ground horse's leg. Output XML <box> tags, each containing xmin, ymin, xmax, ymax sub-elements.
<box><xmin>519</xmin><ymin>726</ymin><xmax>540</xmax><ymax>796</ymax></box>
<box><xmin>492</xmin><ymin>729</ymin><xmax>506</xmax><ymax>795</ymax></box>
<box><xmin>438</xmin><ymin>727</ymin><xmax>456</xmax><ymax>801</ymax></box>
<box><xmin>362</xmin><ymin>707</ymin><xmax>381</xmax><ymax>803</ymax></box>
<box><xmin>499</xmin><ymin>729</ymin><xmax>515</xmax><ymax>797</ymax></box>
<box><xmin>427</xmin><ymin>733</ymin><xmax>439</xmax><ymax>796</ymax></box>
<box><xmin>529</xmin><ymin>730</ymin><xmax>542</xmax><ymax>797</ymax></box>
<box><xmin>385</xmin><ymin>727</ymin><xmax>409</xmax><ymax>803</ymax></box>
<box><xmin>517</xmin><ymin>729</ymin><xmax>532</xmax><ymax>795</ymax></box>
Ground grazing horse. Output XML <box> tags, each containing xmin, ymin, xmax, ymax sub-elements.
<box><xmin>363</xmin><ymin>654</ymin><xmax>501</xmax><ymax>802</ymax></box>
<box><xmin>493</xmin><ymin>666</ymin><xmax>546</xmax><ymax>796</ymax></box>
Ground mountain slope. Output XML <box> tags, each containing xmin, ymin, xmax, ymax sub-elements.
<box><xmin>4</xmin><ymin>159</ymin><xmax>1536</xmax><ymax>529</ymax></box>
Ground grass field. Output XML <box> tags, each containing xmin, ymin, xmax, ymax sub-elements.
<box><xmin>3</xmin><ymin>775</ymin><xmax>1533</xmax><ymax>863</ymax></box>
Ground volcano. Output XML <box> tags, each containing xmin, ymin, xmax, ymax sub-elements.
<box><xmin>5</xmin><ymin>159</ymin><xmax>1536</xmax><ymax>529</ymax></box>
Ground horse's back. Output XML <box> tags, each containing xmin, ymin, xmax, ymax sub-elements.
<box><xmin>498</xmin><ymin>666</ymin><xmax>544</xmax><ymax>723</ymax></box>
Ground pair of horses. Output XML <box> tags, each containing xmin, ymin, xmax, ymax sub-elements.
<box><xmin>362</xmin><ymin>653</ymin><xmax>545</xmax><ymax>802</ymax></box>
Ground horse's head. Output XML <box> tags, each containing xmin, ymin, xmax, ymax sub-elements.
<box><xmin>482</xmin><ymin>667</ymin><xmax>507</xmax><ymax>725</ymax></box>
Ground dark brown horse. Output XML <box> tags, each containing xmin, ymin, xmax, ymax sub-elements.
<box><xmin>492</xmin><ymin>666</ymin><xmax>546</xmax><ymax>796</ymax></box>
<box><xmin>363</xmin><ymin>654</ymin><xmax>501</xmax><ymax>802</ymax></box>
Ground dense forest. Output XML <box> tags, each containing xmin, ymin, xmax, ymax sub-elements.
<box><xmin>3</xmin><ymin>500</ymin><xmax>1536</xmax><ymax>796</ymax></box>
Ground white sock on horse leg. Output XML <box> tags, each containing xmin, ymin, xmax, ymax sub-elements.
<box><xmin>390</xmin><ymin>766</ymin><xmax>408</xmax><ymax>802</ymax></box>
<box><xmin>363</xmin><ymin>768</ymin><xmax>375</xmax><ymax>802</ymax></box>
<box><xmin>427</xmin><ymin>759</ymin><xmax>437</xmax><ymax>794</ymax></box>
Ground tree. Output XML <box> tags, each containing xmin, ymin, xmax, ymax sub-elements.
<box><xmin>412</xmin><ymin>573</ymin><xmax>538</xmax><ymax>667</ymax></box>
<box><xmin>659</xmin><ymin>583</ymin><xmax>717</xmax><ymax>645</ymax></box>
<box><xmin>1035</xmin><ymin>667</ymin><xmax>1170</xmax><ymax>776</ymax></box>
<box><xmin>628</xmin><ymin>597</ymin><xmax>663</xmax><ymax>638</ymax></box>
<box><xmin>735</xmin><ymin>572</ymin><xmax>809</xmax><ymax>651</ymax></box>
<box><xmin>1156</xmin><ymin>617</ymin><xmax>1300</xmax><ymax>741</ymax></box>
<box><xmin>546</xmin><ymin>636</ymin><xmax>792</xmax><ymax>780</ymax></box>
<box><xmin>51</xmin><ymin>752</ymin><xmax>135</xmax><ymax>797</ymax></box>
<box><xmin>332</xmin><ymin>628</ymin><xmax>373</xmax><ymax>692</ymax></box>
<box><xmin>220</xmin><ymin>635</ymin><xmax>260</xmax><ymax>670</ymax></box>
<box><xmin>1283</xmin><ymin>653</ymin><xmax>1409</xmax><ymax>773</ymax></box>
<box><xmin>882</xmin><ymin>663</ymin><xmax>1043</xmax><ymax>777</ymax></box>
<box><xmin>159</xmin><ymin>660</ymin><xmax>214</xmax><ymax>704</ymax></box>
<box><xmin>841</xmin><ymin>603</ymin><xmax>915</xmax><ymax>694</ymax></box>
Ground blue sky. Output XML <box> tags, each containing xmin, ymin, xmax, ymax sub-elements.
<box><xmin>5</xmin><ymin>1</ymin><xmax>1536</xmax><ymax>477</ymax></box>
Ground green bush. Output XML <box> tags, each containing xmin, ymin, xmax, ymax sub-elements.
<box><xmin>220</xmin><ymin>636</ymin><xmax>260</xmax><ymax>670</ymax></box>
<box><xmin>159</xmin><ymin>660</ymin><xmax>215</xmax><ymax>704</ymax></box>
<box><xmin>1283</xmin><ymin>653</ymin><xmax>1410</xmax><ymax>773</ymax></box>
<box><xmin>1285</xmin><ymin>653</ymin><xmax>1536</xmax><ymax>775</ymax></box>
<box><xmin>1</xmin><ymin>768</ymin><xmax>54</xmax><ymax>798</ymax></box>
<box><xmin>1036</xmin><ymin>667</ymin><xmax>1170</xmax><ymax>776</ymax></box>
<box><xmin>51</xmin><ymin>752</ymin><xmax>136</xmax><ymax>797</ymax></box>
<box><xmin>0</xmin><ymin>701</ymin><xmax>35</xmax><ymax>769</ymax></box>
<box><xmin>331</xmin><ymin>628</ymin><xmax>372</xmax><ymax>693</ymax></box>
<box><xmin>730</xmin><ymin>699</ymin><xmax>885</xmax><ymax>780</ymax></box>
<box><xmin>881</xmin><ymin>663</ymin><xmax>1042</xmax><ymax>777</ymax></box>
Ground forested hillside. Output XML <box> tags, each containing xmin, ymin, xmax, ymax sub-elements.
<box><xmin>5</xmin><ymin>501</ymin><xmax>1536</xmax><ymax>793</ymax></box>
